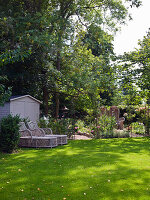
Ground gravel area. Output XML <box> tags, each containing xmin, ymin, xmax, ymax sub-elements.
<box><xmin>74</xmin><ymin>135</ymin><xmax>92</xmax><ymax>140</ymax></box>
<box><xmin>74</xmin><ymin>133</ymin><xmax>145</xmax><ymax>140</ymax></box>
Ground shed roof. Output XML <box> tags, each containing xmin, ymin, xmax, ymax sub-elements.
<box><xmin>10</xmin><ymin>95</ymin><xmax>42</xmax><ymax>104</ymax></box>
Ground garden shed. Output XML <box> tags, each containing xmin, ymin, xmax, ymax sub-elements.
<box><xmin>0</xmin><ymin>95</ymin><xmax>41</xmax><ymax>122</ymax></box>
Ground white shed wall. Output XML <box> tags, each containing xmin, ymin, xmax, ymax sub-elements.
<box><xmin>0</xmin><ymin>102</ymin><xmax>10</xmax><ymax>121</ymax></box>
<box><xmin>10</xmin><ymin>97</ymin><xmax>40</xmax><ymax>122</ymax></box>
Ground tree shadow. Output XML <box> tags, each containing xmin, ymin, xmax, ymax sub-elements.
<box><xmin>0</xmin><ymin>138</ymin><xmax>149</xmax><ymax>199</ymax></box>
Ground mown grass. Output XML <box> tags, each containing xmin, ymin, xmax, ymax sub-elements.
<box><xmin>0</xmin><ymin>138</ymin><xmax>150</xmax><ymax>200</ymax></box>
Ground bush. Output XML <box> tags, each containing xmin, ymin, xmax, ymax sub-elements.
<box><xmin>0</xmin><ymin>115</ymin><xmax>21</xmax><ymax>153</ymax></box>
<box><xmin>131</xmin><ymin>122</ymin><xmax>145</xmax><ymax>135</ymax></box>
<box><xmin>113</xmin><ymin>130</ymin><xmax>129</xmax><ymax>138</ymax></box>
<box><xmin>38</xmin><ymin>117</ymin><xmax>76</xmax><ymax>137</ymax></box>
<box><xmin>91</xmin><ymin>114</ymin><xmax>116</xmax><ymax>139</ymax></box>
<box><xmin>38</xmin><ymin>116</ymin><xmax>49</xmax><ymax>128</ymax></box>
<box><xmin>75</xmin><ymin>120</ymin><xmax>90</xmax><ymax>134</ymax></box>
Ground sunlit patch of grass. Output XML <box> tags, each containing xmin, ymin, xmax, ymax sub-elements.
<box><xmin>0</xmin><ymin>138</ymin><xmax>150</xmax><ymax>200</ymax></box>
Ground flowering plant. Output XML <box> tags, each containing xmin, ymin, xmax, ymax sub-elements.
<box><xmin>91</xmin><ymin>114</ymin><xmax>116</xmax><ymax>139</ymax></box>
<box><xmin>74</xmin><ymin>126</ymin><xmax>79</xmax><ymax>133</ymax></box>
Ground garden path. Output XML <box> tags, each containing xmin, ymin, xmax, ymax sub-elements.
<box><xmin>74</xmin><ymin>133</ymin><xmax>144</xmax><ymax>140</ymax></box>
<box><xmin>74</xmin><ymin>135</ymin><xmax>91</xmax><ymax>140</ymax></box>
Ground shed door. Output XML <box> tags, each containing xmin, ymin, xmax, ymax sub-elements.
<box><xmin>25</xmin><ymin>102</ymin><xmax>39</xmax><ymax>122</ymax></box>
<box><xmin>10</xmin><ymin>97</ymin><xmax>40</xmax><ymax>122</ymax></box>
<box><xmin>11</xmin><ymin>101</ymin><xmax>25</xmax><ymax>118</ymax></box>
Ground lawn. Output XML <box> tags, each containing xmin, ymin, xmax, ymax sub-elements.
<box><xmin>0</xmin><ymin>138</ymin><xmax>150</xmax><ymax>200</ymax></box>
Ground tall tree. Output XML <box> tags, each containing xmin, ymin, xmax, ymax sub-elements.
<box><xmin>46</xmin><ymin>0</ymin><xmax>142</xmax><ymax>117</ymax></box>
<box><xmin>119</xmin><ymin>30</ymin><xmax>150</xmax><ymax>103</ymax></box>
<box><xmin>0</xmin><ymin>0</ymin><xmax>142</xmax><ymax>117</ymax></box>
<box><xmin>117</xmin><ymin>30</ymin><xmax>150</xmax><ymax>134</ymax></box>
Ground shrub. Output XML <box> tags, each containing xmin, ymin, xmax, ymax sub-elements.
<box><xmin>113</xmin><ymin>130</ymin><xmax>129</xmax><ymax>138</ymax></box>
<box><xmin>38</xmin><ymin>117</ymin><xmax>75</xmax><ymax>137</ymax></box>
<box><xmin>38</xmin><ymin>116</ymin><xmax>49</xmax><ymax>128</ymax></box>
<box><xmin>91</xmin><ymin>114</ymin><xmax>116</xmax><ymax>139</ymax></box>
<box><xmin>75</xmin><ymin>120</ymin><xmax>90</xmax><ymax>134</ymax></box>
<box><xmin>0</xmin><ymin>115</ymin><xmax>21</xmax><ymax>153</ymax></box>
<box><xmin>131</xmin><ymin>122</ymin><xmax>145</xmax><ymax>135</ymax></box>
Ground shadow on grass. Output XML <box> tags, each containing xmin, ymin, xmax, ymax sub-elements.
<box><xmin>0</xmin><ymin>138</ymin><xmax>150</xmax><ymax>200</ymax></box>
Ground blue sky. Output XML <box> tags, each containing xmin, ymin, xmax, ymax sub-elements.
<box><xmin>113</xmin><ymin>0</ymin><xmax>150</xmax><ymax>55</ymax></box>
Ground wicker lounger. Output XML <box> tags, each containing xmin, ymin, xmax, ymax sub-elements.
<box><xmin>45</xmin><ymin>134</ymin><xmax>67</xmax><ymax>145</ymax></box>
<box><xmin>19</xmin><ymin>122</ymin><xmax>58</xmax><ymax>148</ymax></box>
<box><xmin>27</xmin><ymin>121</ymin><xmax>68</xmax><ymax>145</ymax></box>
<box><xmin>19</xmin><ymin>122</ymin><xmax>33</xmax><ymax>147</ymax></box>
<box><xmin>31</xmin><ymin>136</ymin><xmax>57</xmax><ymax>148</ymax></box>
<box><xmin>19</xmin><ymin>136</ymin><xmax>33</xmax><ymax>147</ymax></box>
<box><xmin>19</xmin><ymin>136</ymin><xmax>57</xmax><ymax>148</ymax></box>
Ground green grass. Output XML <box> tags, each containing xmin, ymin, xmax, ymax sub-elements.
<box><xmin>0</xmin><ymin>138</ymin><xmax>150</xmax><ymax>200</ymax></box>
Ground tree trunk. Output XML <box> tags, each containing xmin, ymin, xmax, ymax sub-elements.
<box><xmin>55</xmin><ymin>51</ymin><xmax>61</xmax><ymax>119</ymax></box>
<box><xmin>56</xmin><ymin>51</ymin><xmax>61</xmax><ymax>71</ymax></box>
<box><xmin>43</xmin><ymin>85</ymin><xmax>49</xmax><ymax>117</ymax></box>
<box><xmin>55</xmin><ymin>92</ymin><xmax>60</xmax><ymax>119</ymax></box>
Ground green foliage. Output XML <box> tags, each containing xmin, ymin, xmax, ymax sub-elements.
<box><xmin>0</xmin><ymin>115</ymin><xmax>21</xmax><ymax>153</ymax></box>
<box><xmin>0</xmin><ymin>69</ymin><xmax>11</xmax><ymax>106</ymax></box>
<box><xmin>62</xmin><ymin>38</ymin><xmax>117</xmax><ymax>112</ymax></box>
<box><xmin>38</xmin><ymin>117</ymin><xmax>75</xmax><ymax>136</ymax></box>
<box><xmin>75</xmin><ymin>120</ymin><xmax>85</xmax><ymax>130</ymax></box>
<box><xmin>0</xmin><ymin>80</ymin><xmax>11</xmax><ymax>105</ymax></box>
<box><xmin>113</xmin><ymin>129</ymin><xmax>129</xmax><ymax>138</ymax></box>
<box><xmin>135</xmin><ymin>107</ymin><xmax>150</xmax><ymax>135</ymax></box>
<box><xmin>119</xmin><ymin>105</ymin><xmax>150</xmax><ymax>135</ymax></box>
<box><xmin>0</xmin><ymin>0</ymin><xmax>143</xmax><ymax>117</ymax></box>
<box><xmin>131</xmin><ymin>122</ymin><xmax>145</xmax><ymax>135</ymax></box>
<box><xmin>73</xmin><ymin>117</ymin><xmax>129</xmax><ymax>138</ymax></box>
<box><xmin>118</xmin><ymin>30</ymin><xmax>150</xmax><ymax>106</ymax></box>
<box><xmin>0</xmin><ymin>48</ymin><xmax>32</xmax><ymax>66</ymax></box>
<box><xmin>75</xmin><ymin>120</ymin><xmax>90</xmax><ymax>134</ymax></box>
<box><xmin>123</xmin><ymin>106</ymin><xmax>136</xmax><ymax>125</ymax></box>
<box><xmin>0</xmin><ymin>1</ymin><xmax>53</xmax><ymax>101</ymax></box>
<box><xmin>83</xmin><ymin>24</ymin><xmax>114</xmax><ymax>60</ymax></box>
<box><xmin>38</xmin><ymin>117</ymin><xmax>48</xmax><ymax>128</ymax></box>
<box><xmin>91</xmin><ymin>114</ymin><xmax>116</xmax><ymax>139</ymax></box>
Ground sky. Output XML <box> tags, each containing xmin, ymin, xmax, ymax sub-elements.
<box><xmin>113</xmin><ymin>0</ymin><xmax>150</xmax><ymax>55</ymax></box>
